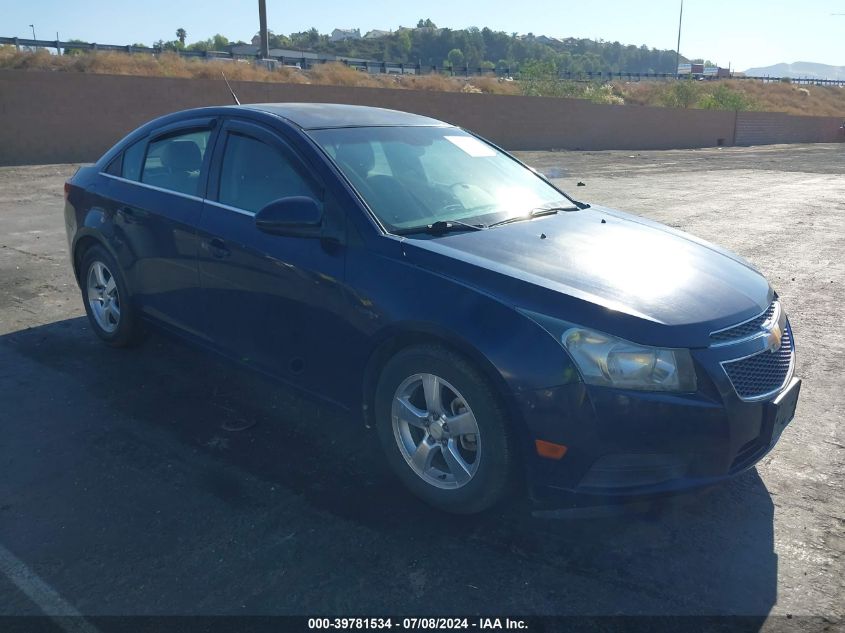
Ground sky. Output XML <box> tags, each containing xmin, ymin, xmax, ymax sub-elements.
<box><xmin>4</xmin><ymin>0</ymin><xmax>844</xmax><ymax>70</ymax></box>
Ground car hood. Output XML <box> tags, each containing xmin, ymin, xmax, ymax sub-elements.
<box><xmin>399</xmin><ymin>206</ymin><xmax>773</xmax><ymax>348</ymax></box>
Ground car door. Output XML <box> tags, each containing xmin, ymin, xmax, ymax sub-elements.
<box><xmin>197</xmin><ymin>118</ymin><xmax>348</xmax><ymax>398</ymax></box>
<box><xmin>99</xmin><ymin>118</ymin><xmax>218</xmax><ymax>337</ymax></box>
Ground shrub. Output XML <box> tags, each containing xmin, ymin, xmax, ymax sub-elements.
<box><xmin>584</xmin><ymin>83</ymin><xmax>625</xmax><ymax>105</ymax></box>
<box><xmin>697</xmin><ymin>84</ymin><xmax>755</xmax><ymax>111</ymax></box>
<box><xmin>660</xmin><ymin>79</ymin><xmax>701</xmax><ymax>108</ymax></box>
<box><xmin>519</xmin><ymin>60</ymin><xmax>580</xmax><ymax>97</ymax></box>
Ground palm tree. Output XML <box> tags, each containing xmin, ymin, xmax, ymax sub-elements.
<box><xmin>176</xmin><ymin>28</ymin><xmax>187</xmax><ymax>46</ymax></box>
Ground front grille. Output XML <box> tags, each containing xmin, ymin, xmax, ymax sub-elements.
<box><xmin>722</xmin><ymin>326</ymin><xmax>793</xmax><ymax>400</ymax></box>
<box><xmin>711</xmin><ymin>302</ymin><xmax>777</xmax><ymax>344</ymax></box>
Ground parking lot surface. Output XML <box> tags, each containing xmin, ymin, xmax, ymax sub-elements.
<box><xmin>0</xmin><ymin>144</ymin><xmax>843</xmax><ymax>624</ymax></box>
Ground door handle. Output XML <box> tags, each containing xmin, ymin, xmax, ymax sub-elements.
<box><xmin>208</xmin><ymin>238</ymin><xmax>231</xmax><ymax>259</ymax></box>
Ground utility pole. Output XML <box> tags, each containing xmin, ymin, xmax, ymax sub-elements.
<box><xmin>675</xmin><ymin>0</ymin><xmax>684</xmax><ymax>77</ymax></box>
<box><xmin>258</xmin><ymin>0</ymin><xmax>269</xmax><ymax>59</ymax></box>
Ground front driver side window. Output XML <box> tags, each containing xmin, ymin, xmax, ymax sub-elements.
<box><xmin>218</xmin><ymin>133</ymin><xmax>318</xmax><ymax>214</ymax></box>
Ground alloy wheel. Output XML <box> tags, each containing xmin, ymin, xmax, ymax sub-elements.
<box><xmin>391</xmin><ymin>373</ymin><xmax>481</xmax><ymax>489</ymax></box>
<box><xmin>86</xmin><ymin>260</ymin><xmax>121</xmax><ymax>333</ymax></box>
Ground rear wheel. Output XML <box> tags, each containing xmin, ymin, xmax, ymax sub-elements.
<box><xmin>79</xmin><ymin>245</ymin><xmax>144</xmax><ymax>347</ymax></box>
<box><xmin>375</xmin><ymin>345</ymin><xmax>515</xmax><ymax>514</ymax></box>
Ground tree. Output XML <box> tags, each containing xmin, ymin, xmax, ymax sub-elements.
<box><xmin>187</xmin><ymin>33</ymin><xmax>231</xmax><ymax>52</ymax></box>
<box><xmin>447</xmin><ymin>48</ymin><xmax>464</xmax><ymax>68</ymax></box>
<box><xmin>267</xmin><ymin>32</ymin><xmax>291</xmax><ymax>49</ymax></box>
<box><xmin>306</xmin><ymin>27</ymin><xmax>320</xmax><ymax>47</ymax></box>
<box><xmin>62</xmin><ymin>38</ymin><xmax>86</xmax><ymax>56</ymax></box>
<box><xmin>396</xmin><ymin>31</ymin><xmax>412</xmax><ymax>59</ymax></box>
<box><xmin>212</xmin><ymin>34</ymin><xmax>229</xmax><ymax>50</ymax></box>
<box><xmin>151</xmin><ymin>22</ymin><xmax>706</xmax><ymax>76</ymax></box>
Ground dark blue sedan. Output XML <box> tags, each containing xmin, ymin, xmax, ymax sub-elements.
<box><xmin>64</xmin><ymin>103</ymin><xmax>800</xmax><ymax>514</ymax></box>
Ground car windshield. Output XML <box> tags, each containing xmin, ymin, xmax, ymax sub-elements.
<box><xmin>308</xmin><ymin>126</ymin><xmax>575</xmax><ymax>233</ymax></box>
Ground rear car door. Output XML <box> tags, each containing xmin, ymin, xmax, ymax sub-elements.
<box><xmin>197</xmin><ymin>118</ymin><xmax>348</xmax><ymax>397</ymax></box>
<box><xmin>100</xmin><ymin>118</ymin><xmax>218</xmax><ymax>337</ymax></box>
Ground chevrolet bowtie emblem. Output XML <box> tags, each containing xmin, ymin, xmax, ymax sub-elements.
<box><xmin>766</xmin><ymin>322</ymin><xmax>783</xmax><ymax>353</ymax></box>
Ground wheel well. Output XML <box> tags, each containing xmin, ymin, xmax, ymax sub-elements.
<box><xmin>361</xmin><ymin>330</ymin><xmax>522</xmax><ymax>433</ymax></box>
<box><xmin>362</xmin><ymin>331</ymin><xmax>529</xmax><ymax>494</ymax></box>
<box><xmin>72</xmin><ymin>235</ymin><xmax>102</xmax><ymax>283</ymax></box>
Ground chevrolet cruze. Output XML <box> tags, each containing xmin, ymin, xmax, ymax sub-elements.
<box><xmin>64</xmin><ymin>104</ymin><xmax>800</xmax><ymax>514</ymax></box>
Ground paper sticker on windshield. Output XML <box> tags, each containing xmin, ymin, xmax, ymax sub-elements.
<box><xmin>445</xmin><ymin>136</ymin><xmax>497</xmax><ymax>157</ymax></box>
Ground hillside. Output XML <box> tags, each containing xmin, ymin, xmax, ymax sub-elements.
<box><xmin>160</xmin><ymin>20</ymin><xmax>690</xmax><ymax>76</ymax></box>
<box><xmin>2</xmin><ymin>47</ymin><xmax>843</xmax><ymax>117</ymax></box>
<box><xmin>619</xmin><ymin>79</ymin><xmax>845</xmax><ymax>117</ymax></box>
<box><xmin>743</xmin><ymin>62</ymin><xmax>845</xmax><ymax>81</ymax></box>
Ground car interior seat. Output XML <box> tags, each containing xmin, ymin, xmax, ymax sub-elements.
<box><xmin>335</xmin><ymin>141</ymin><xmax>429</xmax><ymax>226</ymax></box>
<box><xmin>160</xmin><ymin>140</ymin><xmax>203</xmax><ymax>196</ymax></box>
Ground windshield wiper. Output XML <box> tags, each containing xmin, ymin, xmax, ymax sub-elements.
<box><xmin>488</xmin><ymin>205</ymin><xmax>574</xmax><ymax>228</ymax></box>
<box><xmin>393</xmin><ymin>219</ymin><xmax>487</xmax><ymax>236</ymax></box>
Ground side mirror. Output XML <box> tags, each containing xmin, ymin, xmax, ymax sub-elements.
<box><xmin>255</xmin><ymin>197</ymin><xmax>323</xmax><ymax>238</ymax></box>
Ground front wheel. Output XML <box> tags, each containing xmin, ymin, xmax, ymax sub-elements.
<box><xmin>374</xmin><ymin>345</ymin><xmax>516</xmax><ymax>514</ymax></box>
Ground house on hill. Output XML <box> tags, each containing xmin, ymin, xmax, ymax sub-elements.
<box><xmin>331</xmin><ymin>28</ymin><xmax>361</xmax><ymax>42</ymax></box>
<box><xmin>364</xmin><ymin>29</ymin><xmax>391</xmax><ymax>39</ymax></box>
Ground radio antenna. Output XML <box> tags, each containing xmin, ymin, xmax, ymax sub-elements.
<box><xmin>221</xmin><ymin>72</ymin><xmax>240</xmax><ymax>105</ymax></box>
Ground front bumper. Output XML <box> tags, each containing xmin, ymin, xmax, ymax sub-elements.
<box><xmin>516</xmin><ymin>328</ymin><xmax>800</xmax><ymax>504</ymax></box>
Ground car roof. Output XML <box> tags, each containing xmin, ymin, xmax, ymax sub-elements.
<box><xmin>240</xmin><ymin>103</ymin><xmax>451</xmax><ymax>130</ymax></box>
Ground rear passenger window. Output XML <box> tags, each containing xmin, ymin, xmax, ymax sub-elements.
<box><xmin>122</xmin><ymin>139</ymin><xmax>146</xmax><ymax>181</ymax></box>
<box><xmin>141</xmin><ymin>130</ymin><xmax>211</xmax><ymax>196</ymax></box>
<box><xmin>218</xmin><ymin>133</ymin><xmax>319</xmax><ymax>214</ymax></box>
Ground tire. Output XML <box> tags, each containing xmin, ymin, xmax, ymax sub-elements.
<box><xmin>374</xmin><ymin>344</ymin><xmax>516</xmax><ymax>514</ymax></box>
<box><xmin>79</xmin><ymin>245</ymin><xmax>144</xmax><ymax>348</ymax></box>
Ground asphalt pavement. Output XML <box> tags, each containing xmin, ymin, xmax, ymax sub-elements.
<box><xmin>0</xmin><ymin>145</ymin><xmax>843</xmax><ymax>627</ymax></box>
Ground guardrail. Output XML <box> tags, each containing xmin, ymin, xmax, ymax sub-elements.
<box><xmin>3</xmin><ymin>36</ymin><xmax>845</xmax><ymax>86</ymax></box>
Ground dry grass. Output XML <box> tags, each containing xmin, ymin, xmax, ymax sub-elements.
<box><xmin>2</xmin><ymin>47</ymin><xmax>842</xmax><ymax>115</ymax></box>
<box><xmin>307</xmin><ymin>62</ymin><xmax>381</xmax><ymax>88</ymax></box>
<box><xmin>617</xmin><ymin>79</ymin><xmax>845</xmax><ymax>116</ymax></box>
<box><xmin>395</xmin><ymin>73</ymin><xmax>459</xmax><ymax>92</ymax></box>
<box><xmin>470</xmin><ymin>76</ymin><xmax>521</xmax><ymax>95</ymax></box>
<box><xmin>0</xmin><ymin>47</ymin><xmax>307</xmax><ymax>83</ymax></box>
<box><xmin>729</xmin><ymin>81</ymin><xmax>845</xmax><ymax>117</ymax></box>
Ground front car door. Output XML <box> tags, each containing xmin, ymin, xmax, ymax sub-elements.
<box><xmin>99</xmin><ymin>118</ymin><xmax>218</xmax><ymax>337</ymax></box>
<box><xmin>197</xmin><ymin>118</ymin><xmax>349</xmax><ymax>401</ymax></box>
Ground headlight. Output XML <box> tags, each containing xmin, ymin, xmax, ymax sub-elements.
<box><xmin>561</xmin><ymin>327</ymin><xmax>696</xmax><ymax>392</ymax></box>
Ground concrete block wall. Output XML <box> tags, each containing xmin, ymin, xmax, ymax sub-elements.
<box><xmin>0</xmin><ymin>70</ymin><xmax>842</xmax><ymax>166</ymax></box>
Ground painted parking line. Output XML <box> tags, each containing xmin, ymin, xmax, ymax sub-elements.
<box><xmin>0</xmin><ymin>543</ymin><xmax>101</xmax><ymax>633</ymax></box>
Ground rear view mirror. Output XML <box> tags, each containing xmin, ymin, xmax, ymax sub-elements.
<box><xmin>255</xmin><ymin>197</ymin><xmax>322</xmax><ymax>238</ymax></box>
